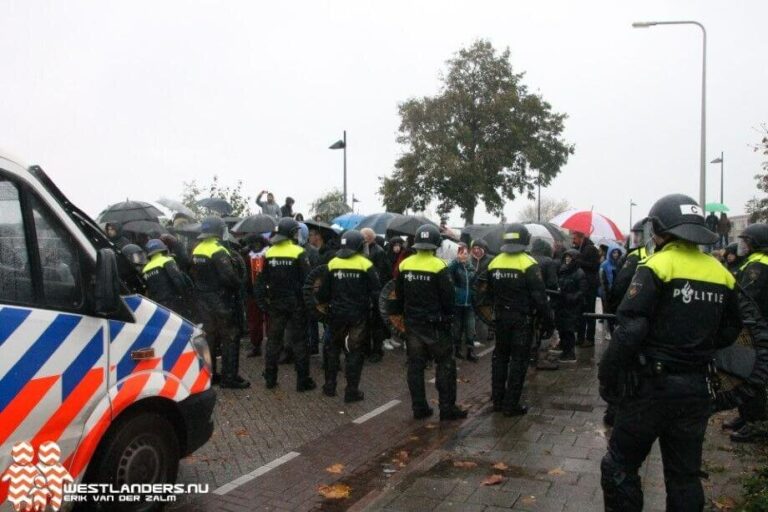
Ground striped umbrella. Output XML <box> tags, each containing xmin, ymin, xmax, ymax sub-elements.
<box><xmin>549</xmin><ymin>209</ymin><xmax>624</xmax><ymax>241</ymax></box>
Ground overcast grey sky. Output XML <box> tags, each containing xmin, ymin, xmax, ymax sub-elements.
<box><xmin>1</xmin><ymin>0</ymin><xmax>765</xmax><ymax>230</ymax></box>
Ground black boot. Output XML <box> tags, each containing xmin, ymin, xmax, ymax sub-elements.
<box><xmin>323</xmin><ymin>369</ymin><xmax>337</xmax><ymax>397</ymax></box>
<box><xmin>221</xmin><ymin>377</ymin><xmax>251</xmax><ymax>389</ymax></box>
<box><xmin>455</xmin><ymin>347</ymin><xmax>465</xmax><ymax>360</ymax></box>
<box><xmin>344</xmin><ymin>389</ymin><xmax>365</xmax><ymax>403</ymax></box>
<box><xmin>466</xmin><ymin>348</ymin><xmax>479</xmax><ymax>363</ymax></box>
<box><xmin>263</xmin><ymin>369</ymin><xmax>278</xmax><ymax>389</ymax></box>
<box><xmin>440</xmin><ymin>405</ymin><xmax>468</xmax><ymax>421</ymax></box>
<box><xmin>413</xmin><ymin>407</ymin><xmax>434</xmax><ymax>420</ymax></box>
<box><xmin>731</xmin><ymin>424</ymin><xmax>767</xmax><ymax>443</ymax></box>
<box><xmin>297</xmin><ymin>376</ymin><xmax>317</xmax><ymax>392</ymax></box>
<box><xmin>722</xmin><ymin>416</ymin><xmax>746</xmax><ymax>431</ymax></box>
<box><xmin>503</xmin><ymin>404</ymin><xmax>528</xmax><ymax>417</ymax></box>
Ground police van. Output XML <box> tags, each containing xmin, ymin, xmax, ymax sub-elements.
<box><xmin>0</xmin><ymin>155</ymin><xmax>215</xmax><ymax>509</ymax></box>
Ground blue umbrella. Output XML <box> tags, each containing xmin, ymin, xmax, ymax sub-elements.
<box><xmin>355</xmin><ymin>212</ymin><xmax>405</xmax><ymax>235</ymax></box>
<box><xmin>331</xmin><ymin>213</ymin><xmax>365</xmax><ymax>230</ymax></box>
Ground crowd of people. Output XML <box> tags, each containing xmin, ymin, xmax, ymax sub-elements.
<box><xmin>100</xmin><ymin>189</ymin><xmax>768</xmax><ymax>511</ymax></box>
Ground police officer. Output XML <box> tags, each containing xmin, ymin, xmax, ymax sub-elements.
<box><xmin>142</xmin><ymin>239</ymin><xmax>194</xmax><ymax>318</ymax></box>
<box><xmin>599</xmin><ymin>194</ymin><xmax>741</xmax><ymax>512</ymax></box>
<box><xmin>394</xmin><ymin>224</ymin><xmax>467</xmax><ymax>421</ymax></box>
<box><xmin>190</xmin><ymin>217</ymin><xmax>249</xmax><ymax>389</ymax></box>
<box><xmin>119</xmin><ymin>243</ymin><xmax>147</xmax><ymax>294</ymax></box>
<box><xmin>608</xmin><ymin>220</ymin><xmax>648</xmax><ymax>314</ymax></box>
<box><xmin>476</xmin><ymin>224</ymin><xmax>554</xmax><ymax>416</ymax></box>
<box><xmin>255</xmin><ymin>218</ymin><xmax>316</xmax><ymax>392</ymax></box>
<box><xmin>316</xmin><ymin>230</ymin><xmax>381</xmax><ymax>402</ymax></box>
<box><xmin>726</xmin><ymin>223</ymin><xmax>768</xmax><ymax>441</ymax></box>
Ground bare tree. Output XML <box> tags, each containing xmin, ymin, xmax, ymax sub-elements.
<box><xmin>517</xmin><ymin>197</ymin><xmax>570</xmax><ymax>222</ymax></box>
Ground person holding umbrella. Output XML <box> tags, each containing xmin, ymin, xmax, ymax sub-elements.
<box><xmin>476</xmin><ymin>224</ymin><xmax>554</xmax><ymax>416</ymax></box>
<box><xmin>190</xmin><ymin>217</ymin><xmax>249</xmax><ymax>389</ymax></box>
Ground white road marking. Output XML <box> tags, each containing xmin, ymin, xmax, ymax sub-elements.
<box><xmin>478</xmin><ymin>346</ymin><xmax>495</xmax><ymax>357</ymax></box>
<box><xmin>352</xmin><ymin>399</ymin><xmax>401</xmax><ymax>424</ymax></box>
<box><xmin>212</xmin><ymin>451</ymin><xmax>300</xmax><ymax>495</ymax></box>
<box><xmin>428</xmin><ymin>377</ymin><xmax>436</xmax><ymax>383</ymax></box>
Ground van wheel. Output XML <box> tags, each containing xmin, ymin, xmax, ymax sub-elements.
<box><xmin>83</xmin><ymin>412</ymin><xmax>180</xmax><ymax>512</ymax></box>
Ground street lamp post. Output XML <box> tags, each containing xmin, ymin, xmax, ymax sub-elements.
<box><xmin>629</xmin><ymin>199</ymin><xmax>637</xmax><ymax>231</ymax></box>
<box><xmin>633</xmin><ymin>20</ymin><xmax>707</xmax><ymax>210</ymax></box>
<box><xmin>329</xmin><ymin>131</ymin><xmax>348</xmax><ymax>205</ymax></box>
<box><xmin>711</xmin><ymin>152</ymin><xmax>724</xmax><ymax>205</ymax></box>
<box><xmin>537</xmin><ymin>171</ymin><xmax>542</xmax><ymax>222</ymax></box>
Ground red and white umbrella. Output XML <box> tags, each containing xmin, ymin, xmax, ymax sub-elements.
<box><xmin>549</xmin><ymin>209</ymin><xmax>624</xmax><ymax>241</ymax></box>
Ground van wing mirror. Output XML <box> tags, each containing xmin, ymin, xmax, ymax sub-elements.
<box><xmin>94</xmin><ymin>248</ymin><xmax>121</xmax><ymax>315</ymax></box>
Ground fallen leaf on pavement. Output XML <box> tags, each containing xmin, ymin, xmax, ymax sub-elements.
<box><xmin>318</xmin><ymin>483</ymin><xmax>351</xmax><ymax>499</ymax></box>
<box><xmin>713</xmin><ymin>496</ymin><xmax>737</xmax><ymax>510</ymax></box>
<box><xmin>234</xmin><ymin>428</ymin><xmax>248</xmax><ymax>437</ymax></box>
<box><xmin>481</xmin><ymin>474</ymin><xmax>504</xmax><ymax>486</ymax></box>
<box><xmin>325</xmin><ymin>463</ymin><xmax>344</xmax><ymax>474</ymax></box>
<box><xmin>453</xmin><ymin>461</ymin><xmax>478</xmax><ymax>469</ymax></box>
<box><xmin>457</xmin><ymin>378</ymin><xmax>470</xmax><ymax>384</ymax></box>
<box><xmin>547</xmin><ymin>467</ymin><xmax>565</xmax><ymax>476</ymax></box>
<box><xmin>492</xmin><ymin>462</ymin><xmax>509</xmax><ymax>471</ymax></box>
<box><xmin>425</xmin><ymin>423</ymin><xmax>437</xmax><ymax>430</ymax></box>
<box><xmin>409</xmin><ymin>436</ymin><xmax>420</xmax><ymax>441</ymax></box>
<box><xmin>520</xmin><ymin>495</ymin><xmax>537</xmax><ymax>505</ymax></box>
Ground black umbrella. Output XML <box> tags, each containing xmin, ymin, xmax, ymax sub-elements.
<box><xmin>98</xmin><ymin>201</ymin><xmax>163</xmax><ymax>224</ymax></box>
<box><xmin>156</xmin><ymin>197</ymin><xmax>197</xmax><ymax>219</ymax></box>
<box><xmin>232</xmin><ymin>215</ymin><xmax>276</xmax><ymax>235</ymax></box>
<box><xmin>524</xmin><ymin>221</ymin><xmax>566</xmax><ymax>242</ymax></box>
<box><xmin>304</xmin><ymin>219</ymin><xmax>341</xmax><ymax>240</ymax></box>
<box><xmin>172</xmin><ymin>222</ymin><xmax>202</xmax><ymax>234</ymax></box>
<box><xmin>477</xmin><ymin>224</ymin><xmax>509</xmax><ymax>255</ymax></box>
<box><xmin>197</xmin><ymin>197</ymin><xmax>233</xmax><ymax>216</ymax></box>
<box><xmin>386</xmin><ymin>215</ymin><xmax>438</xmax><ymax>237</ymax></box>
<box><xmin>355</xmin><ymin>212</ymin><xmax>405</xmax><ymax>235</ymax></box>
<box><xmin>460</xmin><ymin>224</ymin><xmax>496</xmax><ymax>246</ymax></box>
<box><xmin>122</xmin><ymin>220</ymin><xmax>168</xmax><ymax>237</ymax></box>
<box><xmin>222</xmin><ymin>216</ymin><xmax>242</xmax><ymax>229</ymax></box>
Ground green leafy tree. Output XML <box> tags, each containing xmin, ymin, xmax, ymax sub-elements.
<box><xmin>181</xmin><ymin>176</ymin><xmax>253</xmax><ymax>217</ymax></box>
<box><xmin>379</xmin><ymin>39</ymin><xmax>574</xmax><ymax>225</ymax></box>
<box><xmin>746</xmin><ymin>124</ymin><xmax>768</xmax><ymax>223</ymax></box>
<box><xmin>310</xmin><ymin>189</ymin><xmax>351</xmax><ymax>222</ymax></box>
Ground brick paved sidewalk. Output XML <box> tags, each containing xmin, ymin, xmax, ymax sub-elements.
<box><xmin>362</xmin><ymin>342</ymin><xmax>763</xmax><ymax>512</ymax></box>
<box><xmin>175</xmin><ymin>327</ymin><xmax>762</xmax><ymax>511</ymax></box>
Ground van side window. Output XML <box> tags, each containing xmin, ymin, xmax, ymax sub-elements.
<box><xmin>0</xmin><ymin>179</ymin><xmax>34</xmax><ymax>303</ymax></box>
<box><xmin>30</xmin><ymin>196</ymin><xmax>83</xmax><ymax>309</ymax></box>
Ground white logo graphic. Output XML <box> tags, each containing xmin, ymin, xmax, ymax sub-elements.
<box><xmin>679</xmin><ymin>204</ymin><xmax>703</xmax><ymax>217</ymax></box>
<box><xmin>2</xmin><ymin>441</ymin><xmax>73</xmax><ymax>512</ymax></box>
<box><xmin>672</xmin><ymin>281</ymin><xmax>724</xmax><ymax>305</ymax></box>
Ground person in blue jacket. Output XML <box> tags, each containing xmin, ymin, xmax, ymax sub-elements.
<box><xmin>448</xmin><ymin>243</ymin><xmax>478</xmax><ymax>362</ymax></box>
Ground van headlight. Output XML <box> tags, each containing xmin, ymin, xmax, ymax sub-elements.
<box><xmin>191</xmin><ymin>326</ymin><xmax>212</xmax><ymax>371</ymax></box>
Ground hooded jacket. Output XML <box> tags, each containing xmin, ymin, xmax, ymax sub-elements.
<box><xmin>599</xmin><ymin>244</ymin><xmax>626</xmax><ymax>300</ymax></box>
<box><xmin>530</xmin><ymin>238</ymin><xmax>559</xmax><ymax>291</ymax></box>
<box><xmin>448</xmin><ymin>257</ymin><xmax>474</xmax><ymax>306</ymax></box>
<box><xmin>554</xmin><ymin>249</ymin><xmax>589</xmax><ymax>331</ymax></box>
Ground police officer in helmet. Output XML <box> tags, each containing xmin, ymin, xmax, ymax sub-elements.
<box><xmin>599</xmin><ymin>194</ymin><xmax>741</xmax><ymax>512</ymax></box>
<box><xmin>316</xmin><ymin>229</ymin><xmax>381</xmax><ymax>402</ymax></box>
<box><xmin>255</xmin><ymin>217</ymin><xmax>316</xmax><ymax>392</ymax></box>
<box><xmin>394</xmin><ymin>224</ymin><xmax>467</xmax><ymax>421</ymax></box>
<box><xmin>476</xmin><ymin>223</ymin><xmax>554</xmax><ymax>416</ymax></box>
<box><xmin>142</xmin><ymin>239</ymin><xmax>194</xmax><ymax>318</ymax></box>
<box><xmin>724</xmin><ymin>223</ymin><xmax>768</xmax><ymax>442</ymax></box>
<box><xmin>191</xmin><ymin>217</ymin><xmax>249</xmax><ymax>389</ymax></box>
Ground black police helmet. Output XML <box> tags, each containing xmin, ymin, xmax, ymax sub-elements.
<box><xmin>499</xmin><ymin>223</ymin><xmax>531</xmax><ymax>254</ymax></box>
<box><xmin>631</xmin><ymin>220</ymin><xmax>645</xmax><ymax>233</ymax></box>
<box><xmin>272</xmin><ymin>218</ymin><xmax>300</xmax><ymax>243</ymax></box>
<box><xmin>739</xmin><ymin>223</ymin><xmax>768</xmax><ymax>250</ymax></box>
<box><xmin>412</xmin><ymin>224</ymin><xmax>441</xmax><ymax>250</ymax></box>
<box><xmin>337</xmin><ymin>229</ymin><xmax>365</xmax><ymax>258</ymax></box>
<box><xmin>145</xmin><ymin>239</ymin><xmax>169</xmax><ymax>258</ymax></box>
<box><xmin>121</xmin><ymin>244</ymin><xmax>147</xmax><ymax>266</ymax></box>
<box><xmin>198</xmin><ymin>216</ymin><xmax>226</xmax><ymax>239</ymax></box>
<box><xmin>646</xmin><ymin>194</ymin><xmax>717</xmax><ymax>245</ymax></box>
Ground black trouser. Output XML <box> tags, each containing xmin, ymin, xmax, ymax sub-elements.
<box><xmin>405</xmin><ymin>321</ymin><xmax>457</xmax><ymax>413</ymax></box>
<box><xmin>265</xmin><ymin>308</ymin><xmax>310</xmax><ymax>383</ymax></box>
<box><xmin>325</xmin><ymin>318</ymin><xmax>367</xmax><ymax>393</ymax></box>
<box><xmin>197</xmin><ymin>293</ymin><xmax>240</xmax><ymax>382</ymax></box>
<box><xmin>492</xmin><ymin>312</ymin><xmax>533</xmax><ymax>410</ymax></box>
<box><xmin>558</xmin><ymin>329</ymin><xmax>576</xmax><ymax>355</ymax></box>
<box><xmin>601</xmin><ymin>374</ymin><xmax>711</xmax><ymax>512</ymax></box>
<box><xmin>368</xmin><ymin>309</ymin><xmax>387</xmax><ymax>356</ymax></box>
<box><xmin>738</xmin><ymin>386</ymin><xmax>768</xmax><ymax>423</ymax></box>
<box><xmin>579</xmin><ymin>284</ymin><xmax>598</xmax><ymax>342</ymax></box>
